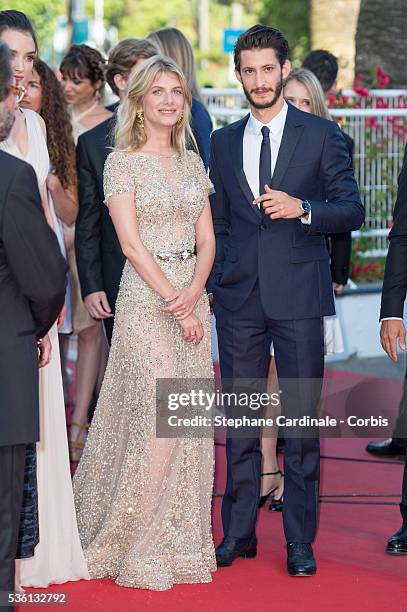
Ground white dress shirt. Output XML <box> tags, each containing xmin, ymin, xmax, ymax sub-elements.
<box><xmin>242</xmin><ymin>100</ymin><xmax>310</xmax><ymax>224</ymax></box>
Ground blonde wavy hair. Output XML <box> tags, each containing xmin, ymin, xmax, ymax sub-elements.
<box><xmin>284</xmin><ymin>67</ymin><xmax>331</xmax><ymax>120</ymax></box>
<box><xmin>114</xmin><ymin>54</ymin><xmax>197</xmax><ymax>155</ymax></box>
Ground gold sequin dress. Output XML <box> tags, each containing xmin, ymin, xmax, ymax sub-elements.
<box><xmin>73</xmin><ymin>150</ymin><xmax>216</xmax><ymax>590</ymax></box>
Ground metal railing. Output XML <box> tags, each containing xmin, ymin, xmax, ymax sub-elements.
<box><xmin>202</xmin><ymin>88</ymin><xmax>407</xmax><ymax>256</ymax></box>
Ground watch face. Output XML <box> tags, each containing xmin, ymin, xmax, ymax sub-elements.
<box><xmin>302</xmin><ymin>200</ymin><xmax>311</xmax><ymax>213</ymax></box>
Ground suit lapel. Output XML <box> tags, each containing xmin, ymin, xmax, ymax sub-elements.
<box><xmin>229</xmin><ymin>114</ymin><xmax>262</xmax><ymax>220</ymax></box>
<box><xmin>271</xmin><ymin>104</ymin><xmax>304</xmax><ymax>189</ymax></box>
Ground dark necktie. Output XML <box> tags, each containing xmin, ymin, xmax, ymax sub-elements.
<box><xmin>259</xmin><ymin>126</ymin><xmax>272</xmax><ymax>201</ymax></box>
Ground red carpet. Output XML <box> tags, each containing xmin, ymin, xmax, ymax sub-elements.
<box><xmin>19</xmin><ymin>438</ymin><xmax>406</xmax><ymax>612</ymax></box>
<box><xmin>38</xmin><ymin>361</ymin><xmax>406</xmax><ymax>611</ymax></box>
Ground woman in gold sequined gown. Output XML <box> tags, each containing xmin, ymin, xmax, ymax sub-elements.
<box><xmin>73</xmin><ymin>55</ymin><xmax>217</xmax><ymax>590</ymax></box>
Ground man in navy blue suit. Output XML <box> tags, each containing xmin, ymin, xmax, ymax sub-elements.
<box><xmin>208</xmin><ymin>25</ymin><xmax>364</xmax><ymax>576</ymax></box>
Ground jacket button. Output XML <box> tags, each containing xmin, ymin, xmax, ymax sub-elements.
<box><xmin>260</xmin><ymin>223</ymin><xmax>267</xmax><ymax>230</ymax></box>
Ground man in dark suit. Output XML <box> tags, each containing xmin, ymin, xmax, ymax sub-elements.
<box><xmin>302</xmin><ymin>48</ymin><xmax>354</xmax><ymax>297</ymax></box>
<box><xmin>366</xmin><ymin>147</ymin><xmax>407</xmax><ymax>459</ymax></box>
<box><xmin>0</xmin><ymin>42</ymin><xmax>66</xmax><ymax>609</ymax></box>
<box><xmin>379</xmin><ymin>145</ymin><xmax>407</xmax><ymax>554</ymax></box>
<box><xmin>75</xmin><ymin>39</ymin><xmax>156</xmax><ymax>343</ymax></box>
<box><xmin>208</xmin><ymin>25</ymin><xmax>364</xmax><ymax>576</ymax></box>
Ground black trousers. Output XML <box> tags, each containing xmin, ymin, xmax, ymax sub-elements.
<box><xmin>214</xmin><ymin>283</ymin><xmax>324</xmax><ymax>543</ymax></box>
<box><xmin>0</xmin><ymin>444</ymin><xmax>26</xmax><ymax>610</ymax></box>
<box><xmin>393</xmin><ymin>359</ymin><xmax>407</xmax><ymax>446</ymax></box>
<box><xmin>401</xmin><ymin>458</ymin><xmax>407</xmax><ymax>523</ymax></box>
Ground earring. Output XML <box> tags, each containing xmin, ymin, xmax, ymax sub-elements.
<box><xmin>136</xmin><ymin>110</ymin><xmax>144</xmax><ymax>129</ymax></box>
<box><xmin>177</xmin><ymin>112</ymin><xmax>184</xmax><ymax>125</ymax></box>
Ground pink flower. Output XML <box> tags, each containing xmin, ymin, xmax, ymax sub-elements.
<box><xmin>354</xmin><ymin>85</ymin><xmax>370</xmax><ymax>97</ymax></box>
<box><xmin>375</xmin><ymin>97</ymin><xmax>388</xmax><ymax>109</ymax></box>
<box><xmin>365</xmin><ymin>117</ymin><xmax>380</xmax><ymax>129</ymax></box>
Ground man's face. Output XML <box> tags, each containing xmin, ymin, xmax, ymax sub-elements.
<box><xmin>236</xmin><ymin>48</ymin><xmax>291</xmax><ymax>110</ymax></box>
<box><xmin>0</xmin><ymin>83</ymin><xmax>17</xmax><ymax>142</ymax></box>
<box><xmin>114</xmin><ymin>57</ymin><xmax>149</xmax><ymax>101</ymax></box>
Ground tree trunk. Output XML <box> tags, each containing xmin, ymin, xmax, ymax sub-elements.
<box><xmin>311</xmin><ymin>0</ymin><xmax>361</xmax><ymax>88</ymax></box>
<box><xmin>355</xmin><ymin>0</ymin><xmax>407</xmax><ymax>86</ymax></box>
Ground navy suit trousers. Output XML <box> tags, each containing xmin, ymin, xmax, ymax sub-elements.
<box><xmin>214</xmin><ymin>282</ymin><xmax>324</xmax><ymax>543</ymax></box>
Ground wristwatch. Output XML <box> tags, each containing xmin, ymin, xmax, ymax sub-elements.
<box><xmin>300</xmin><ymin>199</ymin><xmax>311</xmax><ymax>217</ymax></box>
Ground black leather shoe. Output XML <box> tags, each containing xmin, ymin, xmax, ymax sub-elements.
<box><xmin>386</xmin><ymin>522</ymin><xmax>407</xmax><ymax>555</ymax></box>
<box><xmin>215</xmin><ymin>535</ymin><xmax>257</xmax><ymax>567</ymax></box>
<box><xmin>366</xmin><ymin>438</ymin><xmax>406</xmax><ymax>457</ymax></box>
<box><xmin>287</xmin><ymin>542</ymin><xmax>316</xmax><ymax>576</ymax></box>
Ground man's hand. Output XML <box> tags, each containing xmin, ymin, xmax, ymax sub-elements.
<box><xmin>253</xmin><ymin>184</ymin><xmax>303</xmax><ymax>220</ymax></box>
<box><xmin>334</xmin><ymin>283</ymin><xmax>345</xmax><ymax>296</ymax></box>
<box><xmin>38</xmin><ymin>334</ymin><xmax>52</xmax><ymax>368</ymax></box>
<box><xmin>380</xmin><ymin>319</ymin><xmax>406</xmax><ymax>361</ymax></box>
<box><xmin>84</xmin><ymin>291</ymin><xmax>113</xmax><ymax>320</ymax></box>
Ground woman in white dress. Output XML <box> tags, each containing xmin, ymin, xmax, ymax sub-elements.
<box><xmin>0</xmin><ymin>10</ymin><xmax>89</xmax><ymax>587</ymax></box>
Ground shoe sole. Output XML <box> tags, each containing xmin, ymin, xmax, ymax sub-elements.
<box><xmin>288</xmin><ymin>570</ymin><xmax>316</xmax><ymax>577</ymax></box>
<box><xmin>216</xmin><ymin>549</ymin><xmax>257</xmax><ymax>567</ymax></box>
<box><xmin>386</xmin><ymin>548</ymin><xmax>407</xmax><ymax>555</ymax></box>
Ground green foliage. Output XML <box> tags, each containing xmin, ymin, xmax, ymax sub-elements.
<box><xmin>99</xmin><ymin>0</ymin><xmax>192</xmax><ymax>39</ymax></box>
<box><xmin>0</xmin><ymin>0</ymin><xmax>311</xmax><ymax>83</ymax></box>
<box><xmin>256</xmin><ymin>0</ymin><xmax>310</xmax><ymax>64</ymax></box>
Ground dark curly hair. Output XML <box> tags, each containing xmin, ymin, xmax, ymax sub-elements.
<box><xmin>34</xmin><ymin>59</ymin><xmax>76</xmax><ymax>189</ymax></box>
<box><xmin>60</xmin><ymin>44</ymin><xmax>106</xmax><ymax>94</ymax></box>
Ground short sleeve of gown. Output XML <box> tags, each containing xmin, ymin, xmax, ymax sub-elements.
<box><xmin>103</xmin><ymin>151</ymin><xmax>135</xmax><ymax>202</ymax></box>
<box><xmin>188</xmin><ymin>150</ymin><xmax>215</xmax><ymax>196</ymax></box>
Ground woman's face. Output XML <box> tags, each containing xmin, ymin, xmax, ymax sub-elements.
<box><xmin>21</xmin><ymin>69</ymin><xmax>42</xmax><ymax>113</ymax></box>
<box><xmin>61</xmin><ymin>72</ymin><xmax>98</xmax><ymax>107</ymax></box>
<box><xmin>142</xmin><ymin>71</ymin><xmax>185</xmax><ymax>130</ymax></box>
<box><xmin>0</xmin><ymin>28</ymin><xmax>36</xmax><ymax>89</ymax></box>
<box><xmin>284</xmin><ymin>79</ymin><xmax>313</xmax><ymax>114</ymax></box>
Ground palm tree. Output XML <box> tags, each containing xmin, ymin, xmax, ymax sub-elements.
<box><xmin>355</xmin><ymin>0</ymin><xmax>407</xmax><ymax>86</ymax></box>
<box><xmin>311</xmin><ymin>0</ymin><xmax>361</xmax><ymax>88</ymax></box>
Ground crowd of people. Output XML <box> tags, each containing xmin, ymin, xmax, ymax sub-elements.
<box><xmin>0</xmin><ymin>9</ymin><xmax>406</xmax><ymax>607</ymax></box>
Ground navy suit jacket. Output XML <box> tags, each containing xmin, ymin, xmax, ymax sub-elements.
<box><xmin>208</xmin><ymin>103</ymin><xmax>364</xmax><ymax>320</ymax></box>
<box><xmin>380</xmin><ymin>145</ymin><xmax>407</xmax><ymax>319</ymax></box>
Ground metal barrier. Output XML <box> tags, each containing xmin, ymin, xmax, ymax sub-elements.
<box><xmin>202</xmin><ymin>89</ymin><xmax>407</xmax><ymax>256</ymax></box>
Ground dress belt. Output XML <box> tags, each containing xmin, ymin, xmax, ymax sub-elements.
<box><xmin>154</xmin><ymin>249</ymin><xmax>194</xmax><ymax>262</ymax></box>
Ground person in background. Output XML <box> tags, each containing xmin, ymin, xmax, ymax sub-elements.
<box><xmin>0</xmin><ymin>11</ymin><xmax>89</xmax><ymax>588</ymax></box>
<box><xmin>0</xmin><ymin>40</ymin><xmax>66</xmax><ymax>607</ymax></box>
<box><xmin>379</xmin><ymin>144</ymin><xmax>407</xmax><ymax>553</ymax></box>
<box><xmin>368</xmin><ymin>144</ymin><xmax>407</xmax><ymax>459</ymax></box>
<box><xmin>302</xmin><ymin>49</ymin><xmax>340</xmax><ymax>97</ymax></box>
<box><xmin>302</xmin><ymin>50</ymin><xmax>354</xmax><ymax>294</ymax></box>
<box><xmin>75</xmin><ymin>38</ymin><xmax>157</xmax><ymax>352</ymax></box>
<box><xmin>59</xmin><ymin>44</ymin><xmax>112</xmax><ymax>462</ymax></box>
<box><xmin>21</xmin><ymin>58</ymin><xmax>78</xmax><ymax>341</ymax></box>
<box><xmin>259</xmin><ymin>67</ymin><xmax>347</xmax><ymax>512</ymax></box>
<box><xmin>147</xmin><ymin>27</ymin><xmax>212</xmax><ymax>169</ymax></box>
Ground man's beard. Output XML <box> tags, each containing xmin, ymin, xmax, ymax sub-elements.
<box><xmin>242</xmin><ymin>77</ymin><xmax>284</xmax><ymax>110</ymax></box>
<box><xmin>0</xmin><ymin>105</ymin><xmax>15</xmax><ymax>142</ymax></box>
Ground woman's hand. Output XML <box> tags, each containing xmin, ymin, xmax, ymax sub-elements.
<box><xmin>57</xmin><ymin>304</ymin><xmax>66</xmax><ymax>329</ymax></box>
<box><xmin>178</xmin><ymin>313</ymin><xmax>204</xmax><ymax>344</ymax></box>
<box><xmin>46</xmin><ymin>170</ymin><xmax>62</xmax><ymax>193</ymax></box>
<box><xmin>162</xmin><ymin>285</ymin><xmax>202</xmax><ymax>320</ymax></box>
